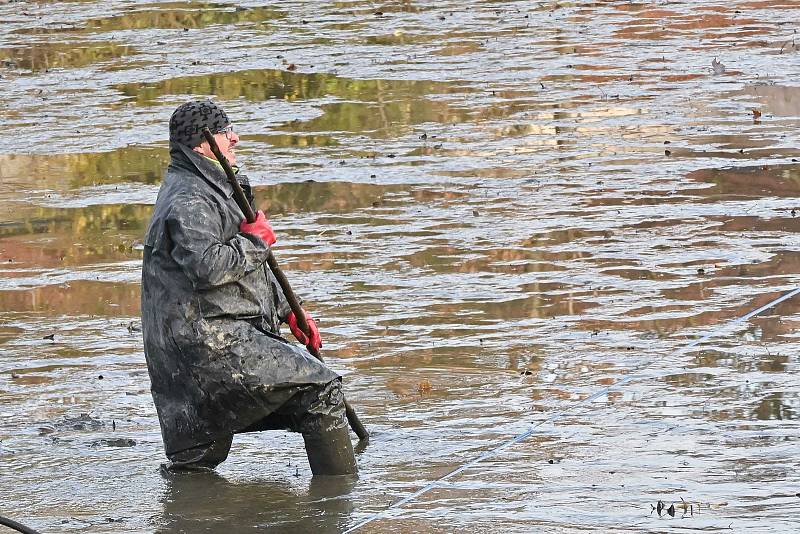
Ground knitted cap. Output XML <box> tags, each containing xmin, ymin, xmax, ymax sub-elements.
<box><xmin>169</xmin><ymin>100</ymin><xmax>230</xmax><ymax>148</ymax></box>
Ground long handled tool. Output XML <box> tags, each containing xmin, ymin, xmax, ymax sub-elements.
<box><xmin>202</xmin><ymin>127</ymin><xmax>369</xmax><ymax>441</ymax></box>
<box><xmin>0</xmin><ymin>515</ymin><xmax>40</xmax><ymax>534</ymax></box>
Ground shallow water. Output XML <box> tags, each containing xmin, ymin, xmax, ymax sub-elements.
<box><xmin>2</xmin><ymin>1</ymin><xmax>800</xmax><ymax>532</ymax></box>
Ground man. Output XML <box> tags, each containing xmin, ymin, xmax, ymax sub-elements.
<box><xmin>141</xmin><ymin>100</ymin><xmax>357</xmax><ymax>475</ymax></box>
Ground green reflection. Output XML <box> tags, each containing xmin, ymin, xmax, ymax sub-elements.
<box><xmin>252</xmin><ymin>181</ymin><xmax>404</xmax><ymax>215</ymax></box>
<box><xmin>0</xmin><ymin>146</ymin><xmax>169</xmax><ymax>192</ymax></box>
<box><xmin>15</xmin><ymin>3</ymin><xmax>283</xmax><ymax>34</ymax></box>
<box><xmin>250</xmin><ymin>133</ymin><xmax>340</xmax><ymax>149</ymax></box>
<box><xmin>113</xmin><ymin>68</ymin><xmax>509</xmax><ymax>137</ymax></box>
<box><xmin>287</xmin><ymin>100</ymin><xmax>459</xmax><ymax>138</ymax></box>
<box><xmin>114</xmin><ymin>68</ymin><xmax>472</xmax><ymax>105</ymax></box>
<box><xmin>0</xmin><ymin>42</ymin><xmax>135</xmax><ymax>72</ymax></box>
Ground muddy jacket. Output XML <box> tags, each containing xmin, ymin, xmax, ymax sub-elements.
<box><xmin>141</xmin><ymin>144</ymin><xmax>338</xmax><ymax>455</ymax></box>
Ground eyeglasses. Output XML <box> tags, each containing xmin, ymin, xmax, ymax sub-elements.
<box><xmin>216</xmin><ymin>125</ymin><xmax>235</xmax><ymax>140</ymax></box>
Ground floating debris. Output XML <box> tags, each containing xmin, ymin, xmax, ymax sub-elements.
<box><xmin>55</xmin><ymin>413</ymin><xmax>105</xmax><ymax>431</ymax></box>
<box><xmin>90</xmin><ymin>438</ymin><xmax>136</xmax><ymax>448</ymax></box>
<box><xmin>417</xmin><ymin>379</ymin><xmax>433</xmax><ymax>394</ymax></box>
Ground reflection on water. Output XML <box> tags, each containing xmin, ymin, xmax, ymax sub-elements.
<box><xmin>252</xmin><ymin>181</ymin><xmax>405</xmax><ymax>215</ymax></box>
<box><xmin>157</xmin><ymin>471</ymin><xmax>356</xmax><ymax>534</ymax></box>
<box><xmin>0</xmin><ymin>281</ymin><xmax>140</xmax><ymax>316</ymax></box>
<box><xmin>113</xmin><ymin>69</ymin><xmax>473</xmax><ymax>106</ymax></box>
<box><xmin>731</xmin><ymin>85</ymin><xmax>800</xmax><ymax>117</ymax></box>
<box><xmin>0</xmin><ymin>42</ymin><xmax>135</xmax><ymax>73</ymax></box>
<box><xmin>2</xmin><ymin>1</ymin><xmax>800</xmax><ymax>532</ymax></box>
<box><xmin>0</xmin><ymin>147</ymin><xmax>168</xmax><ymax>193</ymax></box>
<box><xmin>14</xmin><ymin>3</ymin><xmax>284</xmax><ymax>34</ymax></box>
<box><xmin>113</xmin><ymin>69</ymin><xmax>479</xmax><ymax>138</ymax></box>
<box><xmin>688</xmin><ymin>164</ymin><xmax>800</xmax><ymax>199</ymax></box>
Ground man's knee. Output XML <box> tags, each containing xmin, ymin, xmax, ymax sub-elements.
<box><xmin>297</xmin><ymin>380</ymin><xmax>348</xmax><ymax>433</ymax></box>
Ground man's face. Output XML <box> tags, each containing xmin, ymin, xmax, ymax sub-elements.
<box><xmin>193</xmin><ymin>125</ymin><xmax>240</xmax><ymax>165</ymax></box>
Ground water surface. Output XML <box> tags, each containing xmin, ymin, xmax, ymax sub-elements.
<box><xmin>1</xmin><ymin>1</ymin><xmax>800</xmax><ymax>532</ymax></box>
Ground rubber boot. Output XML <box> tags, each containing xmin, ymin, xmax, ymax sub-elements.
<box><xmin>302</xmin><ymin>423</ymin><xmax>358</xmax><ymax>476</ymax></box>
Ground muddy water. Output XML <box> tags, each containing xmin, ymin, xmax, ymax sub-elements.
<box><xmin>2</xmin><ymin>1</ymin><xmax>800</xmax><ymax>532</ymax></box>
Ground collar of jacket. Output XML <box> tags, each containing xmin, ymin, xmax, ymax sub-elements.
<box><xmin>169</xmin><ymin>142</ymin><xmax>236</xmax><ymax>199</ymax></box>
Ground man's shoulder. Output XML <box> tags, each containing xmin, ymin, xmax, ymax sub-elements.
<box><xmin>163</xmin><ymin>164</ymin><xmax>215</xmax><ymax>198</ymax></box>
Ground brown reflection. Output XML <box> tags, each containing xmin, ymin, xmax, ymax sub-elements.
<box><xmin>612</xmin><ymin>8</ymin><xmax>759</xmax><ymax>41</ymax></box>
<box><xmin>430</xmin><ymin>293</ymin><xmax>597</xmax><ymax>321</ymax></box>
<box><xmin>8</xmin><ymin>364</ymin><xmax>89</xmax><ymax>386</ymax></box>
<box><xmin>623</xmin><ymin>303</ymin><xmax>695</xmax><ymax>318</ymax></box>
<box><xmin>662</xmin><ymin>279</ymin><xmax>737</xmax><ymax>302</ymax></box>
<box><xmin>364</xmin><ymin>32</ymin><xmax>437</xmax><ymax>46</ymax></box>
<box><xmin>690</xmin><ymin>134</ymin><xmax>777</xmax><ymax>151</ymax></box>
<box><xmin>14</xmin><ymin>3</ymin><xmax>283</xmax><ymax>34</ymax></box>
<box><xmin>736</xmin><ymin>0</ymin><xmax>800</xmax><ymax>9</ymax></box>
<box><xmin>730</xmin><ymin>85</ymin><xmax>800</xmax><ymax>117</ymax></box>
<box><xmin>377</xmin><ymin>289</ymin><xmax>597</xmax><ymax>327</ymax></box>
<box><xmin>358</xmin><ymin>345</ymin><xmax>483</xmax><ymax>370</ymax></box>
<box><xmin>754</xmin><ymin>393</ymin><xmax>796</xmax><ymax>420</ymax></box>
<box><xmin>663</xmin><ymin>372</ymin><xmax>715</xmax><ymax>387</ymax></box>
<box><xmin>0</xmin><ymin>325</ymin><xmax>24</xmax><ymax>346</ymax></box>
<box><xmin>588</xmin><ymin>163</ymin><xmax>800</xmax><ymax>209</ymax></box>
<box><xmin>0</xmin><ymin>281</ymin><xmax>140</xmax><ymax>316</ymax></box>
<box><xmin>658</xmin><ymin>147</ymin><xmax>800</xmax><ymax>162</ymax></box>
<box><xmin>0</xmin><ymin>42</ymin><xmax>135</xmax><ymax>72</ymax></box>
<box><xmin>693</xmin><ymin>349</ymin><xmax>791</xmax><ymax>374</ymax></box>
<box><xmin>523</xmin><ymin>229</ymin><xmax>613</xmax><ymax>247</ymax></box>
<box><xmin>600</xmin><ymin>268</ymin><xmax>683</xmax><ymax>282</ymax></box>
<box><xmin>0</xmin><ymin>146</ymin><xmax>168</xmax><ymax>192</ymax></box>
<box><xmin>688</xmin><ymin>163</ymin><xmax>800</xmax><ymax>199</ymax></box>
<box><xmin>434</xmin><ymin>42</ymin><xmax>484</xmax><ymax>56</ymax></box>
<box><xmin>158</xmin><ymin>472</ymin><xmax>354</xmax><ymax>534</ymax></box>
<box><xmin>0</xmin><ymin>204</ymin><xmax>150</xmax><ymax>268</ymax></box>
<box><xmin>404</xmin><ymin>246</ymin><xmax>590</xmax><ymax>273</ymax></box>
<box><xmin>708</xmin><ymin>215</ymin><xmax>800</xmax><ymax>234</ymax></box>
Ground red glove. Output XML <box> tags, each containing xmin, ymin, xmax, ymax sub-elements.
<box><xmin>288</xmin><ymin>310</ymin><xmax>322</xmax><ymax>352</ymax></box>
<box><xmin>239</xmin><ymin>210</ymin><xmax>276</xmax><ymax>246</ymax></box>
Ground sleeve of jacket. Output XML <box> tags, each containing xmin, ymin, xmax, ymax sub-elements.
<box><xmin>166</xmin><ymin>194</ymin><xmax>270</xmax><ymax>290</ymax></box>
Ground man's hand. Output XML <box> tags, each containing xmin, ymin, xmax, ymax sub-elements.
<box><xmin>288</xmin><ymin>310</ymin><xmax>322</xmax><ymax>352</ymax></box>
<box><xmin>239</xmin><ymin>210</ymin><xmax>276</xmax><ymax>246</ymax></box>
